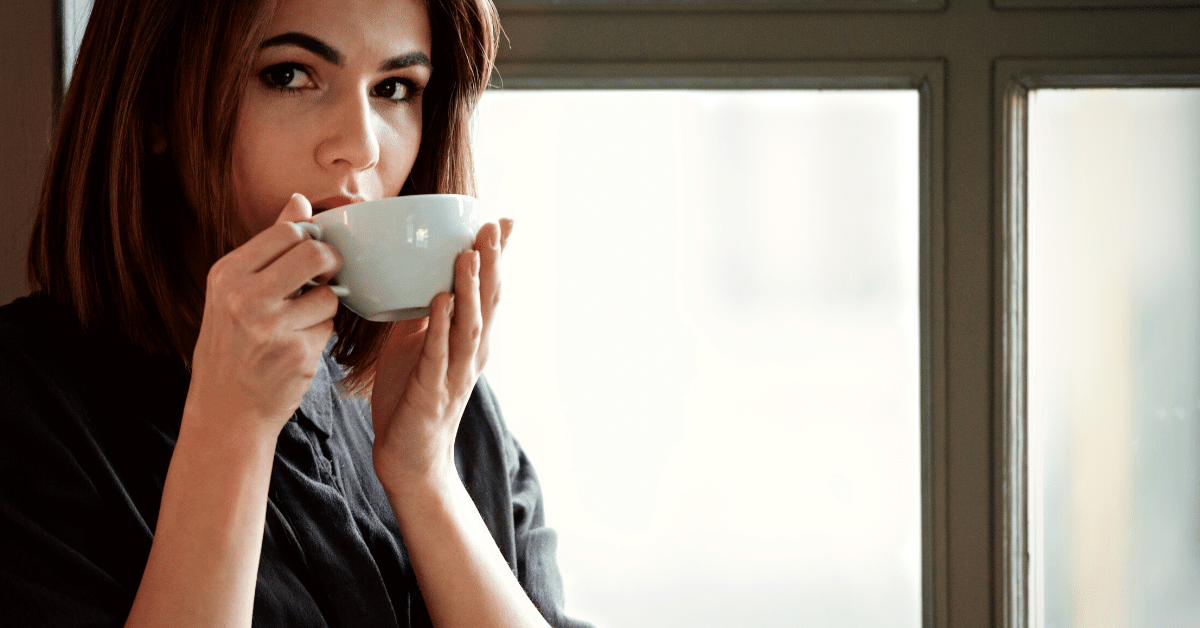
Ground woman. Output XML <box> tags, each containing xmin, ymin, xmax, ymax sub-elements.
<box><xmin>0</xmin><ymin>0</ymin><xmax>589</xmax><ymax>626</ymax></box>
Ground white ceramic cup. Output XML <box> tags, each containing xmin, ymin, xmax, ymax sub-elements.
<box><xmin>296</xmin><ymin>194</ymin><xmax>482</xmax><ymax>321</ymax></box>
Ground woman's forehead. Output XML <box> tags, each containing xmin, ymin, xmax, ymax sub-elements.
<box><xmin>264</xmin><ymin>0</ymin><xmax>431</xmax><ymax>57</ymax></box>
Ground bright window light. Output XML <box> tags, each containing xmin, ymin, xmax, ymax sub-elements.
<box><xmin>1029</xmin><ymin>88</ymin><xmax>1200</xmax><ymax>628</ymax></box>
<box><xmin>474</xmin><ymin>89</ymin><xmax>921</xmax><ymax>628</ymax></box>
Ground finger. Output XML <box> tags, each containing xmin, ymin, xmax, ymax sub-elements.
<box><xmin>216</xmin><ymin>220</ymin><xmax>313</xmax><ymax>275</ymax></box>
<box><xmin>236</xmin><ymin>193</ymin><xmax>317</xmax><ymax>273</ymax></box>
<box><xmin>473</xmin><ymin>221</ymin><xmax>499</xmax><ymax>252</ymax></box>
<box><xmin>256</xmin><ymin>238</ymin><xmax>344</xmax><ymax>300</ymax></box>
<box><xmin>280</xmin><ymin>282</ymin><xmax>341</xmax><ymax>331</ymax></box>
<box><xmin>275</xmin><ymin>193</ymin><xmax>314</xmax><ymax>225</ymax></box>
<box><xmin>274</xmin><ymin>193</ymin><xmax>321</xmax><ymax>264</ymax></box>
<box><xmin>498</xmin><ymin>218</ymin><xmax>514</xmax><ymax>252</ymax></box>
<box><xmin>475</xmin><ymin>224</ymin><xmax>503</xmax><ymax>370</ymax></box>
<box><xmin>448</xmin><ymin>250</ymin><xmax>482</xmax><ymax>387</ymax></box>
<box><xmin>245</xmin><ymin>192</ymin><xmax>317</xmax><ymax>273</ymax></box>
<box><xmin>414</xmin><ymin>293</ymin><xmax>454</xmax><ymax>385</ymax></box>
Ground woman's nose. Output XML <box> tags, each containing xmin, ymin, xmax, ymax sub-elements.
<box><xmin>314</xmin><ymin>91</ymin><xmax>380</xmax><ymax>172</ymax></box>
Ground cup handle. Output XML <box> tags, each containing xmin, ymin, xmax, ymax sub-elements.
<box><xmin>303</xmin><ymin>280</ymin><xmax>351</xmax><ymax>297</ymax></box>
<box><xmin>294</xmin><ymin>221</ymin><xmax>322</xmax><ymax>240</ymax></box>
<box><xmin>294</xmin><ymin>222</ymin><xmax>351</xmax><ymax>298</ymax></box>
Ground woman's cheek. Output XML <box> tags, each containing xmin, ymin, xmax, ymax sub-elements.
<box><xmin>231</xmin><ymin>144</ymin><xmax>291</xmax><ymax>234</ymax></box>
<box><xmin>383</xmin><ymin>120</ymin><xmax>422</xmax><ymax>192</ymax></box>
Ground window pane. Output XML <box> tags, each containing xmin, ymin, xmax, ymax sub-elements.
<box><xmin>473</xmin><ymin>90</ymin><xmax>920</xmax><ymax>628</ymax></box>
<box><xmin>60</xmin><ymin>0</ymin><xmax>94</xmax><ymax>89</ymax></box>
<box><xmin>1029</xmin><ymin>88</ymin><xmax>1200</xmax><ymax>628</ymax></box>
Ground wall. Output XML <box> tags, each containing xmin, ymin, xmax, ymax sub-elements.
<box><xmin>0</xmin><ymin>0</ymin><xmax>56</xmax><ymax>305</ymax></box>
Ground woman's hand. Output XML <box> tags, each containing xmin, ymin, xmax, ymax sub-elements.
<box><xmin>185</xmin><ymin>193</ymin><xmax>344</xmax><ymax>437</ymax></box>
<box><xmin>128</xmin><ymin>194</ymin><xmax>343</xmax><ymax>628</ymax></box>
<box><xmin>367</xmin><ymin>217</ymin><xmax>549</xmax><ymax>628</ymax></box>
<box><xmin>366</xmin><ymin>218</ymin><xmax>550</xmax><ymax>628</ymax></box>
<box><xmin>370</xmin><ymin>218</ymin><xmax>513</xmax><ymax>490</ymax></box>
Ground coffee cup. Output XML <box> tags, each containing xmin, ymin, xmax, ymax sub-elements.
<box><xmin>296</xmin><ymin>194</ymin><xmax>482</xmax><ymax>321</ymax></box>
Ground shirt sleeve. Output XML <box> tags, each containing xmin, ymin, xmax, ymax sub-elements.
<box><xmin>457</xmin><ymin>378</ymin><xmax>596</xmax><ymax>628</ymax></box>
<box><xmin>508</xmin><ymin>440</ymin><xmax>596</xmax><ymax>628</ymax></box>
<box><xmin>0</xmin><ymin>335</ymin><xmax>142</xmax><ymax>627</ymax></box>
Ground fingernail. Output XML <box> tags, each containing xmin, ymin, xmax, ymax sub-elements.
<box><xmin>471</xmin><ymin>251</ymin><xmax>480</xmax><ymax>276</ymax></box>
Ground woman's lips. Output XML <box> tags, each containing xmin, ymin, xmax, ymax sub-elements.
<box><xmin>311</xmin><ymin>196</ymin><xmax>360</xmax><ymax>212</ymax></box>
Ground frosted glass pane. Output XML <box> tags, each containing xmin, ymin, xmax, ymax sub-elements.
<box><xmin>1029</xmin><ymin>88</ymin><xmax>1200</xmax><ymax>628</ymax></box>
<box><xmin>473</xmin><ymin>90</ymin><xmax>920</xmax><ymax>628</ymax></box>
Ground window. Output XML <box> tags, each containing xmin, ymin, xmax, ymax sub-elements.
<box><xmin>59</xmin><ymin>0</ymin><xmax>93</xmax><ymax>91</ymax></box>
<box><xmin>487</xmin><ymin>3</ymin><xmax>1200</xmax><ymax>628</ymax></box>
<box><xmin>475</xmin><ymin>89</ymin><xmax>922</xmax><ymax>627</ymax></box>
<box><xmin>1022</xmin><ymin>86</ymin><xmax>1200</xmax><ymax>628</ymax></box>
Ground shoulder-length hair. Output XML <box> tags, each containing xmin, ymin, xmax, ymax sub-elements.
<box><xmin>28</xmin><ymin>0</ymin><xmax>500</xmax><ymax>392</ymax></box>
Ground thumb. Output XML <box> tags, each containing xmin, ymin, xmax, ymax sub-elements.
<box><xmin>275</xmin><ymin>193</ymin><xmax>314</xmax><ymax>225</ymax></box>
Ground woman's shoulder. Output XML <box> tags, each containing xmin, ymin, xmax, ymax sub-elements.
<box><xmin>0</xmin><ymin>293</ymin><xmax>124</xmax><ymax>406</ymax></box>
<box><xmin>0</xmin><ymin>291</ymin><xmax>186</xmax><ymax>515</ymax></box>
<box><xmin>0</xmin><ymin>295</ymin><xmax>157</xmax><ymax>625</ymax></box>
<box><xmin>0</xmin><ymin>294</ymin><xmax>87</xmax><ymax>414</ymax></box>
<box><xmin>0</xmin><ymin>292</ymin><xmax>81</xmax><ymax>357</ymax></box>
<box><xmin>0</xmin><ymin>292</ymin><xmax>189</xmax><ymax>438</ymax></box>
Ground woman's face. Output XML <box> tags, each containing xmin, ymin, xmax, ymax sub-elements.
<box><xmin>232</xmin><ymin>0</ymin><xmax>433</xmax><ymax>234</ymax></box>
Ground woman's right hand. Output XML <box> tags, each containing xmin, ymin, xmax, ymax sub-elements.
<box><xmin>184</xmin><ymin>193</ymin><xmax>343</xmax><ymax>436</ymax></box>
<box><xmin>127</xmin><ymin>193</ymin><xmax>341</xmax><ymax>628</ymax></box>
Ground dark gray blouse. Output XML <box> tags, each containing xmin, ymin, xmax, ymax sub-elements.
<box><xmin>0</xmin><ymin>294</ymin><xmax>591</xmax><ymax>627</ymax></box>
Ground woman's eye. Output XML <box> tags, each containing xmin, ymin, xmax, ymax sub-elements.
<box><xmin>261</xmin><ymin>63</ymin><xmax>314</xmax><ymax>91</ymax></box>
<box><xmin>372</xmin><ymin>78</ymin><xmax>412</xmax><ymax>101</ymax></box>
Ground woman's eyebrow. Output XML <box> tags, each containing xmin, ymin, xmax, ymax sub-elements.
<box><xmin>260</xmin><ymin>32</ymin><xmax>431</xmax><ymax>74</ymax></box>
<box><xmin>379</xmin><ymin>53</ymin><xmax>432</xmax><ymax>73</ymax></box>
<box><xmin>260</xmin><ymin>32</ymin><xmax>342</xmax><ymax>65</ymax></box>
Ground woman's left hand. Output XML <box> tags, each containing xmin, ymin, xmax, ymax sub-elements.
<box><xmin>370</xmin><ymin>218</ymin><xmax>512</xmax><ymax>491</ymax></box>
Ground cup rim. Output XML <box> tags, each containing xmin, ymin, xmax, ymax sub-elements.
<box><xmin>311</xmin><ymin>193</ymin><xmax>478</xmax><ymax>224</ymax></box>
<box><xmin>348</xmin><ymin>193</ymin><xmax>477</xmax><ymax>207</ymax></box>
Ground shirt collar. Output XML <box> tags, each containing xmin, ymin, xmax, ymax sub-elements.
<box><xmin>297</xmin><ymin>351</ymin><xmax>336</xmax><ymax>438</ymax></box>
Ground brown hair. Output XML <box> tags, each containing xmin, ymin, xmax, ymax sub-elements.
<box><xmin>28</xmin><ymin>0</ymin><xmax>501</xmax><ymax>392</ymax></box>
